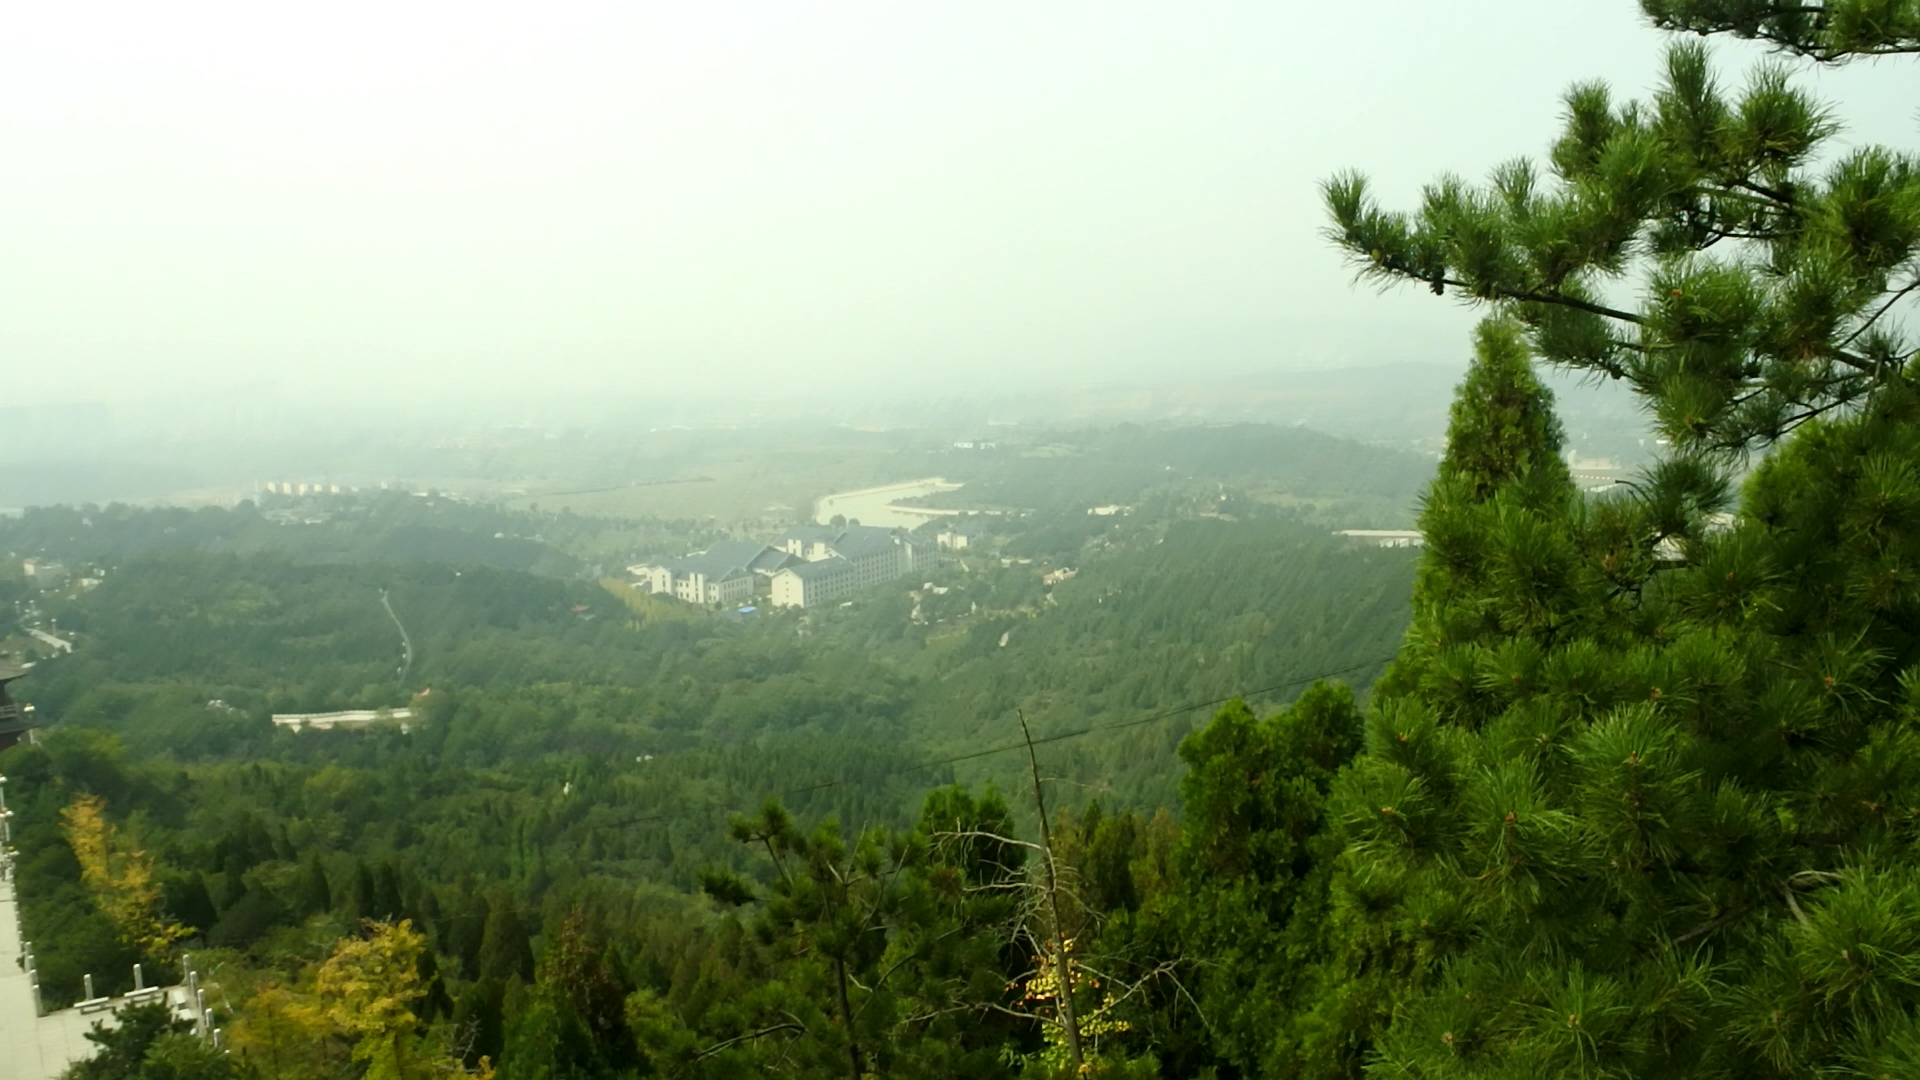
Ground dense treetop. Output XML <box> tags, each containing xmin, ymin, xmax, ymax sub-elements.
<box><xmin>1642</xmin><ymin>0</ymin><xmax>1920</xmax><ymax>60</ymax></box>
<box><xmin>1327</xmin><ymin>38</ymin><xmax>1919</xmax><ymax>455</ymax></box>
<box><xmin>21</xmin><ymin>4</ymin><xmax>1920</xmax><ymax>1077</ymax></box>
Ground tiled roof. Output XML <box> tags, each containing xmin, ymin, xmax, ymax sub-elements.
<box><xmin>781</xmin><ymin>557</ymin><xmax>854</xmax><ymax>581</ymax></box>
<box><xmin>827</xmin><ymin>526</ymin><xmax>904</xmax><ymax>558</ymax></box>
<box><xmin>667</xmin><ymin>541</ymin><xmax>769</xmax><ymax>581</ymax></box>
<box><xmin>748</xmin><ymin>548</ymin><xmax>794</xmax><ymax>574</ymax></box>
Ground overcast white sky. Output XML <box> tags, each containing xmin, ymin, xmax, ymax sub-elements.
<box><xmin>3</xmin><ymin>2</ymin><xmax>1912</xmax><ymax>410</ymax></box>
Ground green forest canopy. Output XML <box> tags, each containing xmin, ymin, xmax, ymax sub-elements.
<box><xmin>12</xmin><ymin>3</ymin><xmax>1920</xmax><ymax>1074</ymax></box>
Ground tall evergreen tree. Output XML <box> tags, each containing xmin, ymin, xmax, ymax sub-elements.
<box><xmin>1323</xmin><ymin>17</ymin><xmax>1920</xmax><ymax>1078</ymax></box>
<box><xmin>297</xmin><ymin>853</ymin><xmax>330</xmax><ymax>918</ymax></box>
<box><xmin>478</xmin><ymin>891</ymin><xmax>535</xmax><ymax>984</ymax></box>
<box><xmin>1161</xmin><ymin>683</ymin><xmax>1366</xmax><ymax>1079</ymax></box>
<box><xmin>1325</xmin><ymin>40</ymin><xmax>1920</xmax><ymax>456</ymax></box>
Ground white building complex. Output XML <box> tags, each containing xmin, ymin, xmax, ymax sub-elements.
<box><xmin>768</xmin><ymin>525</ymin><xmax>934</xmax><ymax>608</ymax></box>
<box><xmin>630</xmin><ymin>541</ymin><xmax>790</xmax><ymax>607</ymax></box>
<box><xmin>629</xmin><ymin>526</ymin><xmax>934</xmax><ymax>609</ymax></box>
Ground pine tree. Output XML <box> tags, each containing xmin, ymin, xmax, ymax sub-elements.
<box><xmin>298</xmin><ymin>853</ymin><xmax>331</xmax><ymax>918</ymax></box>
<box><xmin>1325</xmin><ymin>40</ymin><xmax>1920</xmax><ymax>456</ymax></box>
<box><xmin>1322</xmin><ymin>16</ymin><xmax>1920</xmax><ymax>1077</ymax></box>
<box><xmin>1641</xmin><ymin>0</ymin><xmax>1920</xmax><ymax>61</ymax></box>
<box><xmin>1161</xmin><ymin>683</ymin><xmax>1366</xmax><ymax>1079</ymax></box>
<box><xmin>477</xmin><ymin>892</ymin><xmax>534</xmax><ymax>984</ymax></box>
<box><xmin>499</xmin><ymin>911</ymin><xmax>634</xmax><ymax>1080</ymax></box>
<box><xmin>64</xmin><ymin>1001</ymin><xmax>240</xmax><ymax>1080</ymax></box>
<box><xmin>1376</xmin><ymin>318</ymin><xmax>1591</xmax><ymax>705</ymax></box>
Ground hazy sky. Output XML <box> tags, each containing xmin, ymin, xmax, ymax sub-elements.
<box><xmin>4</xmin><ymin>2</ymin><xmax>1912</xmax><ymax>409</ymax></box>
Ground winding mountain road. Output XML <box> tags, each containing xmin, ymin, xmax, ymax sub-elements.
<box><xmin>380</xmin><ymin>589</ymin><xmax>413</xmax><ymax>683</ymax></box>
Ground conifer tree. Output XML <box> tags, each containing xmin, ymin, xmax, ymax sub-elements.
<box><xmin>1641</xmin><ymin>0</ymin><xmax>1920</xmax><ymax>61</ymax></box>
<box><xmin>1323</xmin><ymin>17</ymin><xmax>1920</xmax><ymax>1077</ymax></box>
<box><xmin>1162</xmin><ymin>683</ymin><xmax>1366</xmax><ymax>1078</ymax></box>
<box><xmin>1325</xmin><ymin>40</ymin><xmax>1920</xmax><ymax>456</ymax></box>
<box><xmin>1376</xmin><ymin>319</ymin><xmax>1591</xmax><ymax>703</ymax></box>
<box><xmin>298</xmin><ymin>853</ymin><xmax>331</xmax><ymax>918</ymax></box>
<box><xmin>500</xmin><ymin>911</ymin><xmax>635</xmax><ymax>1079</ymax></box>
<box><xmin>478</xmin><ymin>892</ymin><xmax>535</xmax><ymax>983</ymax></box>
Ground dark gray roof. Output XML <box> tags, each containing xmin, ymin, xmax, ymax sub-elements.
<box><xmin>827</xmin><ymin>525</ymin><xmax>906</xmax><ymax>558</ymax></box>
<box><xmin>0</xmin><ymin>662</ymin><xmax>26</xmax><ymax>683</ymax></box>
<box><xmin>705</xmin><ymin>541</ymin><xmax>775</xmax><ymax>568</ymax></box>
<box><xmin>781</xmin><ymin>557</ymin><xmax>854</xmax><ymax>581</ymax></box>
<box><xmin>666</xmin><ymin>541</ymin><xmax>769</xmax><ymax>582</ymax></box>
<box><xmin>748</xmin><ymin>548</ymin><xmax>793</xmax><ymax>574</ymax></box>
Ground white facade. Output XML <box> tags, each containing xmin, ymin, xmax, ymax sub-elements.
<box><xmin>767</xmin><ymin>525</ymin><xmax>933</xmax><ymax>608</ymax></box>
<box><xmin>674</xmin><ymin>568</ymin><xmax>753</xmax><ymax>605</ymax></box>
<box><xmin>630</xmin><ymin>541</ymin><xmax>772</xmax><ymax>606</ymax></box>
<box><xmin>771</xmin><ymin>560</ymin><xmax>856</xmax><ymax>608</ymax></box>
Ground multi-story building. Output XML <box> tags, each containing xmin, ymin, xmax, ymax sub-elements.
<box><xmin>630</xmin><ymin>541</ymin><xmax>789</xmax><ymax>606</ymax></box>
<box><xmin>769</xmin><ymin>558</ymin><xmax>858</xmax><ymax>608</ymax></box>
<box><xmin>767</xmin><ymin>525</ymin><xmax>933</xmax><ymax>608</ymax></box>
<box><xmin>637</xmin><ymin>526</ymin><xmax>932</xmax><ymax>609</ymax></box>
<box><xmin>936</xmin><ymin>519</ymin><xmax>989</xmax><ymax>550</ymax></box>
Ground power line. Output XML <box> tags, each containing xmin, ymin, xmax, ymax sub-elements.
<box><xmin>584</xmin><ymin>655</ymin><xmax>1397</xmax><ymax>834</ymax></box>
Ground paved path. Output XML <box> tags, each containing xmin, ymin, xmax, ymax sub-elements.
<box><xmin>1</xmin><ymin>868</ymin><xmax>100</xmax><ymax>1079</ymax></box>
<box><xmin>24</xmin><ymin>628</ymin><xmax>73</xmax><ymax>655</ymax></box>
<box><xmin>379</xmin><ymin>589</ymin><xmax>413</xmax><ymax>682</ymax></box>
<box><xmin>0</xmin><ymin>867</ymin><xmax>196</xmax><ymax>1079</ymax></box>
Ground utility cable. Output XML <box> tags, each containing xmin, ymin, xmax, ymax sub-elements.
<box><xmin>584</xmin><ymin>654</ymin><xmax>1398</xmax><ymax>833</ymax></box>
<box><xmin>335</xmin><ymin>654</ymin><xmax>1402</xmax><ymax>927</ymax></box>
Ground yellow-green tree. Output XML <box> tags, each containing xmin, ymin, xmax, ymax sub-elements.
<box><xmin>309</xmin><ymin>920</ymin><xmax>492</xmax><ymax>1080</ymax></box>
<box><xmin>60</xmin><ymin>794</ymin><xmax>186</xmax><ymax>959</ymax></box>
<box><xmin>229</xmin><ymin>982</ymin><xmax>336</xmax><ymax>1080</ymax></box>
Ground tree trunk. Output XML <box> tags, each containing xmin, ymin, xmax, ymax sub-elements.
<box><xmin>1020</xmin><ymin>709</ymin><xmax>1084</xmax><ymax>1073</ymax></box>
<box><xmin>833</xmin><ymin>955</ymin><xmax>863</xmax><ymax>1080</ymax></box>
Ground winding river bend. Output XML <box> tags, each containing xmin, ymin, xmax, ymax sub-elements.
<box><xmin>812</xmin><ymin>478</ymin><xmax>962</xmax><ymax>529</ymax></box>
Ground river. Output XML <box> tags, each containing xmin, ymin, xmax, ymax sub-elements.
<box><xmin>813</xmin><ymin>478</ymin><xmax>962</xmax><ymax>529</ymax></box>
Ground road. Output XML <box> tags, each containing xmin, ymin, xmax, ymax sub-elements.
<box><xmin>379</xmin><ymin>589</ymin><xmax>413</xmax><ymax>683</ymax></box>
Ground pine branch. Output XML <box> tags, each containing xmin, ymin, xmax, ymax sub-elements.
<box><xmin>1836</xmin><ymin>276</ymin><xmax>1920</xmax><ymax>352</ymax></box>
<box><xmin>691</xmin><ymin>1024</ymin><xmax>805</xmax><ymax>1063</ymax></box>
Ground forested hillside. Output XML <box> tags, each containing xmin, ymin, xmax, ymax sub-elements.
<box><xmin>14</xmin><ymin>3</ymin><xmax>1920</xmax><ymax>1076</ymax></box>
<box><xmin>917</xmin><ymin>424</ymin><xmax>1435</xmax><ymax>525</ymax></box>
<box><xmin>0</xmin><ymin>453</ymin><xmax>1419</xmax><ymax>1078</ymax></box>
